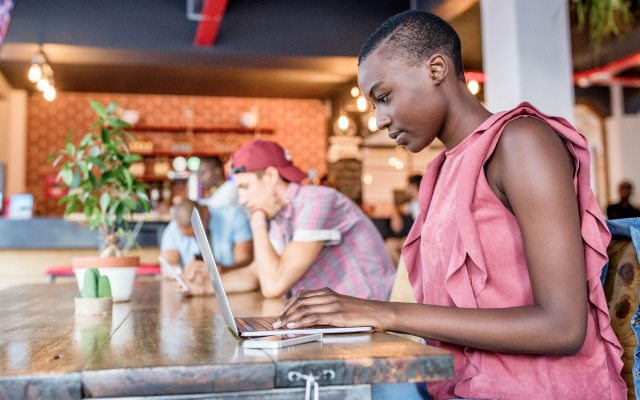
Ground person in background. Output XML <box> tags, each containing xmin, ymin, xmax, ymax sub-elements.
<box><xmin>386</xmin><ymin>174</ymin><xmax>422</xmax><ymax>266</ymax></box>
<box><xmin>181</xmin><ymin>139</ymin><xmax>396</xmax><ymax>300</ymax></box>
<box><xmin>197</xmin><ymin>156</ymin><xmax>239</xmax><ymax>208</ymax></box>
<box><xmin>318</xmin><ymin>174</ymin><xmax>338</xmax><ymax>190</ymax></box>
<box><xmin>607</xmin><ymin>180</ymin><xmax>640</xmax><ymax>220</ymax></box>
<box><xmin>160</xmin><ymin>199</ymin><xmax>253</xmax><ymax>281</ymax></box>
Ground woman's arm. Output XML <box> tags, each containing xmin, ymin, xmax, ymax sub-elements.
<box><xmin>276</xmin><ymin>118</ymin><xmax>588</xmax><ymax>356</ymax></box>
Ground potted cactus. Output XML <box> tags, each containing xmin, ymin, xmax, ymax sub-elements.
<box><xmin>75</xmin><ymin>268</ymin><xmax>113</xmax><ymax>316</ymax></box>
<box><xmin>48</xmin><ymin>100</ymin><xmax>150</xmax><ymax>302</ymax></box>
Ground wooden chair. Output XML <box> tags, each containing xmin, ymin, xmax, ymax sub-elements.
<box><xmin>604</xmin><ymin>233</ymin><xmax>640</xmax><ymax>400</ymax></box>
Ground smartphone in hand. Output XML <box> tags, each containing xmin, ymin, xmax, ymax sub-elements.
<box><xmin>158</xmin><ymin>256</ymin><xmax>190</xmax><ymax>293</ymax></box>
<box><xmin>242</xmin><ymin>333</ymin><xmax>323</xmax><ymax>349</ymax></box>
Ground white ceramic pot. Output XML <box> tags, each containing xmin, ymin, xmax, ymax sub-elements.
<box><xmin>73</xmin><ymin>256</ymin><xmax>139</xmax><ymax>303</ymax></box>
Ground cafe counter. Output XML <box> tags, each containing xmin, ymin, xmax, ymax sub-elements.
<box><xmin>0</xmin><ymin>217</ymin><xmax>167</xmax><ymax>290</ymax></box>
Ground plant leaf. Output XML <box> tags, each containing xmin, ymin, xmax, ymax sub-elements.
<box><xmin>57</xmin><ymin>194</ymin><xmax>74</xmax><ymax>205</ymax></box>
<box><xmin>101</xmin><ymin>127</ymin><xmax>110</xmax><ymax>145</ymax></box>
<box><xmin>64</xmin><ymin>196</ymin><xmax>78</xmax><ymax>216</ymax></box>
<box><xmin>59</xmin><ymin>165</ymin><xmax>73</xmax><ymax>185</ymax></box>
<box><xmin>88</xmin><ymin>172</ymin><xmax>98</xmax><ymax>189</ymax></box>
<box><xmin>123</xmin><ymin>154</ymin><xmax>142</xmax><ymax>163</ymax></box>
<box><xmin>123</xmin><ymin>169</ymin><xmax>134</xmax><ymax>188</ymax></box>
<box><xmin>69</xmin><ymin>169</ymin><xmax>81</xmax><ymax>191</ymax></box>
<box><xmin>52</xmin><ymin>154</ymin><xmax>63</xmax><ymax>167</ymax></box>
<box><xmin>115</xmin><ymin>202</ymin><xmax>125</xmax><ymax>224</ymax></box>
<box><xmin>90</xmin><ymin>100</ymin><xmax>107</xmax><ymax>119</ymax></box>
<box><xmin>90</xmin><ymin>119</ymin><xmax>103</xmax><ymax>130</ymax></box>
<box><xmin>65</xmin><ymin>128</ymin><xmax>75</xmax><ymax>145</ymax></box>
<box><xmin>101</xmin><ymin>170</ymin><xmax>115</xmax><ymax>186</ymax></box>
<box><xmin>89</xmin><ymin>145</ymin><xmax>101</xmax><ymax>157</ymax></box>
<box><xmin>124</xmin><ymin>198</ymin><xmax>137</xmax><ymax>211</ymax></box>
<box><xmin>89</xmin><ymin>208</ymin><xmax>101</xmax><ymax>230</ymax></box>
<box><xmin>66</xmin><ymin>143</ymin><xmax>76</xmax><ymax>157</ymax></box>
<box><xmin>100</xmin><ymin>192</ymin><xmax>111</xmax><ymax>212</ymax></box>
<box><xmin>47</xmin><ymin>150</ymin><xmax>58</xmax><ymax>163</ymax></box>
<box><xmin>122</xmin><ymin>130</ymin><xmax>135</xmax><ymax>142</ymax></box>
<box><xmin>136</xmin><ymin>190</ymin><xmax>149</xmax><ymax>203</ymax></box>
<box><xmin>87</xmin><ymin>156</ymin><xmax>106</xmax><ymax>170</ymax></box>
<box><xmin>106</xmin><ymin>101</ymin><xmax>117</xmax><ymax>116</ymax></box>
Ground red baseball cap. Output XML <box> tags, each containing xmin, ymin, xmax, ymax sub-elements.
<box><xmin>231</xmin><ymin>140</ymin><xmax>307</xmax><ymax>183</ymax></box>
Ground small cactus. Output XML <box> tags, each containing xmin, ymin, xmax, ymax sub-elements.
<box><xmin>81</xmin><ymin>268</ymin><xmax>99</xmax><ymax>298</ymax></box>
<box><xmin>98</xmin><ymin>275</ymin><xmax>112</xmax><ymax>298</ymax></box>
<box><xmin>80</xmin><ymin>268</ymin><xmax>112</xmax><ymax>298</ymax></box>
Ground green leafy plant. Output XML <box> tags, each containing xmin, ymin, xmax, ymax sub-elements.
<box><xmin>573</xmin><ymin>0</ymin><xmax>638</xmax><ymax>49</ymax></box>
<box><xmin>81</xmin><ymin>268</ymin><xmax>112</xmax><ymax>298</ymax></box>
<box><xmin>48</xmin><ymin>100</ymin><xmax>150</xmax><ymax>257</ymax></box>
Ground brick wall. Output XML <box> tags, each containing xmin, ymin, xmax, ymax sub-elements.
<box><xmin>27</xmin><ymin>92</ymin><xmax>327</xmax><ymax>216</ymax></box>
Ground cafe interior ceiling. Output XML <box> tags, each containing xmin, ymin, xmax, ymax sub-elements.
<box><xmin>0</xmin><ymin>0</ymin><xmax>482</xmax><ymax>98</ymax></box>
<box><xmin>0</xmin><ymin>0</ymin><xmax>639</xmax><ymax>100</ymax></box>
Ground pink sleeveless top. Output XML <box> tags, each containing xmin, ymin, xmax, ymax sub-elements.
<box><xmin>402</xmin><ymin>103</ymin><xmax>626</xmax><ymax>400</ymax></box>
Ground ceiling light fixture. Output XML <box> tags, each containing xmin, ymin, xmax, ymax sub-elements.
<box><xmin>28</xmin><ymin>55</ymin><xmax>42</xmax><ymax>82</ymax></box>
<box><xmin>338</xmin><ymin>115</ymin><xmax>349</xmax><ymax>130</ymax></box>
<box><xmin>44</xmin><ymin>86</ymin><xmax>56</xmax><ymax>101</ymax></box>
<box><xmin>368</xmin><ymin>116</ymin><xmax>377</xmax><ymax>131</ymax></box>
<box><xmin>37</xmin><ymin>77</ymin><xmax>49</xmax><ymax>91</ymax></box>
<box><xmin>357</xmin><ymin>96</ymin><xmax>367</xmax><ymax>112</ymax></box>
<box><xmin>28</xmin><ymin>50</ymin><xmax>57</xmax><ymax>101</ymax></box>
<box><xmin>467</xmin><ymin>79</ymin><xmax>480</xmax><ymax>95</ymax></box>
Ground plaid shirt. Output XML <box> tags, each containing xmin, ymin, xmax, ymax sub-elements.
<box><xmin>268</xmin><ymin>183</ymin><xmax>395</xmax><ymax>300</ymax></box>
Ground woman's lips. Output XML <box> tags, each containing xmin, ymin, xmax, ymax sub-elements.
<box><xmin>389</xmin><ymin>131</ymin><xmax>405</xmax><ymax>145</ymax></box>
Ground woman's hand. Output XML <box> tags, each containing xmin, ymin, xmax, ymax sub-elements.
<box><xmin>272</xmin><ymin>288</ymin><xmax>389</xmax><ymax>331</ymax></box>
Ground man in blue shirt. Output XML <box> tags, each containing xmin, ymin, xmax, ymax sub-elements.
<box><xmin>160</xmin><ymin>199</ymin><xmax>253</xmax><ymax>280</ymax></box>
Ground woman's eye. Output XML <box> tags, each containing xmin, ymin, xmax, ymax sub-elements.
<box><xmin>379</xmin><ymin>95</ymin><xmax>388</xmax><ymax>104</ymax></box>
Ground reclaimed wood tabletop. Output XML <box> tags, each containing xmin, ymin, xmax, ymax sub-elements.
<box><xmin>0</xmin><ymin>279</ymin><xmax>453</xmax><ymax>399</ymax></box>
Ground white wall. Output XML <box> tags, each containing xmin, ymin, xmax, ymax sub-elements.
<box><xmin>605</xmin><ymin>114</ymin><xmax>640</xmax><ymax>203</ymax></box>
<box><xmin>0</xmin><ymin>71</ymin><xmax>28</xmax><ymax>198</ymax></box>
<box><xmin>574</xmin><ymin>104</ymin><xmax>607</xmax><ymax>210</ymax></box>
<box><xmin>480</xmin><ymin>0</ymin><xmax>575</xmax><ymax>123</ymax></box>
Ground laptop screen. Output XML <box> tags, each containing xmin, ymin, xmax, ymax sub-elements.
<box><xmin>191</xmin><ymin>208</ymin><xmax>239</xmax><ymax>336</ymax></box>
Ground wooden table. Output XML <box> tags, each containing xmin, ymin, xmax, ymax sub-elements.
<box><xmin>0</xmin><ymin>280</ymin><xmax>453</xmax><ymax>399</ymax></box>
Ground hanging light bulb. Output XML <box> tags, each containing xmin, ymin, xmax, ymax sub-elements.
<box><xmin>368</xmin><ymin>116</ymin><xmax>377</xmax><ymax>131</ymax></box>
<box><xmin>28</xmin><ymin>64</ymin><xmax>42</xmax><ymax>82</ymax></box>
<box><xmin>338</xmin><ymin>115</ymin><xmax>349</xmax><ymax>130</ymax></box>
<box><xmin>357</xmin><ymin>96</ymin><xmax>367</xmax><ymax>112</ymax></box>
<box><xmin>37</xmin><ymin>77</ymin><xmax>49</xmax><ymax>91</ymax></box>
<box><xmin>351</xmin><ymin>87</ymin><xmax>360</xmax><ymax>97</ymax></box>
<box><xmin>44</xmin><ymin>86</ymin><xmax>56</xmax><ymax>101</ymax></box>
<box><xmin>467</xmin><ymin>79</ymin><xmax>480</xmax><ymax>95</ymax></box>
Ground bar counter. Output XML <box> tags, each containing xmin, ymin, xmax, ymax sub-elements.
<box><xmin>0</xmin><ymin>280</ymin><xmax>454</xmax><ymax>399</ymax></box>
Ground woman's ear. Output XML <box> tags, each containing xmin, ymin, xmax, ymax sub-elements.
<box><xmin>428</xmin><ymin>54</ymin><xmax>448</xmax><ymax>85</ymax></box>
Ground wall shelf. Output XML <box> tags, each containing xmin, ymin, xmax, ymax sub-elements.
<box><xmin>127</xmin><ymin>125</ymin><xmax>274</xmax><ymax>135</ymax></box>
<box><xmin>131</xmin><ymin>151</ymin><xmax>231</xmax><ymax>157</ymax></box>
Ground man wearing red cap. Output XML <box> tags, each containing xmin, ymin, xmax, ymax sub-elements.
<box><xmin>182</xmin><ymin>139</ymin><xmax>395</xmax><ymax>300</ymax></box>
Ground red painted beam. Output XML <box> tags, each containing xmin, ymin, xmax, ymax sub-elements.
<box><xmin>194</xmin><ymin>0</ymin><xmax>230</xmax><ymax>46</ymax></box>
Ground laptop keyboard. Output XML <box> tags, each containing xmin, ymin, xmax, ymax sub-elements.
<box><xmin>235</xmin><ymin>316</ymin><xmax>335</xmax><ymax>333</ymax></box>
<box><xmin>236</xmin><ymin>316</ymin><xmax>282</xmax><ymax>332</ymax></box>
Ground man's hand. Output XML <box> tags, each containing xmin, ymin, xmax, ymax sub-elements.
<box><xmin>180</xmin><ymin>260</ymin><xmax>215</xmax><ymax>296</ymax></box>
<box><xmin>272</xmin><ymin>288</ymin><xmax>387</xmax><ymax>331</ymax></box>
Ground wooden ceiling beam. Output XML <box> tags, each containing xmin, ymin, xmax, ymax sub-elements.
<box><xmin>194</xmin><ymin>0</ymin><xmax>230</xmax><ymax>46</ymax></box>
<box><xmin>433</xmin><ymin>0</ymin><xmax>479</xmax><ymax>21</ymax></box>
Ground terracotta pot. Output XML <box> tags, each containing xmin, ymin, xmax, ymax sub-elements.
<box><xmin>73</xmin><ymin>256</ymin><xmax>139</xmax><ymax>303</ymax></box>
<box><xmin>75</xmin><ymin>297</ymin><xmax>113</xmax><ymax>316</ymax></box>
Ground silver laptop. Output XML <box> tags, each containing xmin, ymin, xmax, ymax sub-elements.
<box><xmin>191</xmin><ymin>208</ymin><xmax>373</xmax><ymax>337</ymax></box>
